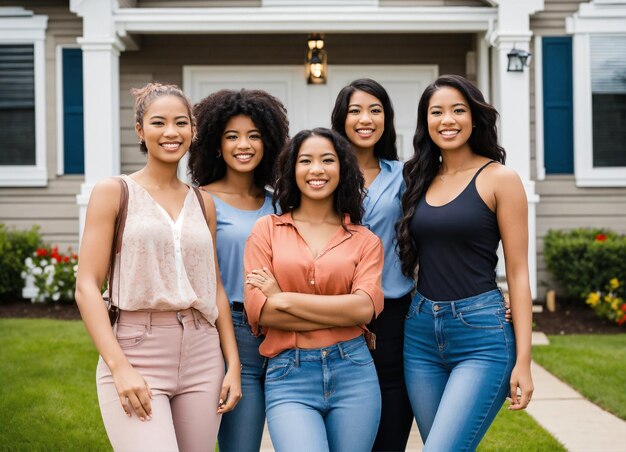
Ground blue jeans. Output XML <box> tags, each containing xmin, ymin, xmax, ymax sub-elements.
<box><xmin>265</xmin><ymin>336</ymin><xmax>381</xmax><ymax>452</ymax></box>
<box><xmin>404</xmin><ymin>289</ymin><xmax>516</xmax><ymax>452</ymax></box>
<box><xmin>217</xmin><ymin>310</ymin><xmax>267</xmax><ymax>452</ymax></box>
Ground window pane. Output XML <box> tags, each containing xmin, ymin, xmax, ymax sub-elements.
<box><xmin>0</xmin><ymin>45</ymin><xmax>35</xmax><ymax>166</ymax></box>
<box><xmin>590</xmin><ymin>35</ymin><xmax>626</xmax><ymax>168</ymax></box>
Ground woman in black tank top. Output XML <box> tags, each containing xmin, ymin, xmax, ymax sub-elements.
<box><xmin>397</xmin><ymin>75</ymin><xmax>534</xmax><ymax>451</ymax></box>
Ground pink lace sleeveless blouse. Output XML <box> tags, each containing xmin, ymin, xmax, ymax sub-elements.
<box><xmin>108</xmin><ymin>175</ymin><xmax>218</xmax><ymax>324</ymax></box>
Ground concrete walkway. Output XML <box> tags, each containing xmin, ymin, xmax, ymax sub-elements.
<box><xmin>527</xmin><ymin>361</ymin><xmax>626</xmax><ymax>452</ymax></box>
<box><xmin>259</xmin><ymin>336</ymin><xmax>626</xmax><ymax>451</ymax></box>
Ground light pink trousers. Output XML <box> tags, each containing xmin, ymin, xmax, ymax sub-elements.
<box><xmin>96</xmin><ymin>308</ymin><xmax>224</xmax><ymax>452</ymax></box>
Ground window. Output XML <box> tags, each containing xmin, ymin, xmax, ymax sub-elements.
<box><xmin>0</xmin><ymin>11</ymin><xmax>48</xmax><ymax>186</ymax></box>
<box><xmin>0</xmin><ymin>45</ymin><xmax>36</xmax><ymax>166</ymax></box>
<box><xmin>590</xmin><ymin>35</ymin><xmax>626</xmax><ymax>168</ymax></box>
<box><xmin>568</xmin><ymin>1</ymin><xmax>626</xmax><ymax>186</ymax></box>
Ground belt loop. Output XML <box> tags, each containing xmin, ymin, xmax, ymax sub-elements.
<box><xmin>294</xmin><ymin>349</ymin><xmax>300</xmax><ymax>368</ymax></box>
<box><xmin>416</xmin><ymin>296</ymin><xmax>425</xmax><ymax>314</ymax></box>
<box><xmin>147</xmin><ymin>312</ymin><xmax>152</xmax><ymax>334</ymax></box>
<box><xmin>451</xmin><ymin>302</ymin><xmax>458</xmax><ymax>318</ymax></box>
<box><xmin>338</xmin><ymin>342</ymin><xmax>346</xmax><ymax>360</ymax></box>
<box><xmin>192</xmin><ymin>308</ymin><xmax>200</xmax><ymax>329</ymax></box>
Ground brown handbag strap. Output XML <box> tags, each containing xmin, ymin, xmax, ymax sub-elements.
<box><xmin>192</xmin><ymin>186</ymin><xmax>210</xmax><ymax>228</ymax></box>
<box><xmin>107</xmin><ymin>177</ymin><xmax>129</xmax><ymax>305</ymax></box>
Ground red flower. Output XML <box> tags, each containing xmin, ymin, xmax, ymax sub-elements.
<box><xmin>72</xmin><ymin>254</ymin><xmax>78</xmax><ymax>260</ymax></box>
<box><xmin>36</xmin><ymin>248</ymin><xmax>48</xmax><ymax>257</ymax></box>
<box><xmin>622</xmin><ymin>304</ymin><xmax>626</xmax><ymax>312</ymax></box>
<box><xmin>618</xmin><ymin>317</ymin><xmax>626</xmax><ymax>326</ymax></box>
<box><xmin>62</xmin><ymin>256</ymin><xmax>70</xmax><ymax>263</ymax></box>
<box><xmin>595</xmin><ymin>233</ymin><xmax>607</xmax><ymax>242</ymax></box>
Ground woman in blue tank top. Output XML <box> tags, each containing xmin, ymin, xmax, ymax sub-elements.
<box><xmin>397</xmin><ymin>75</ymin><xmax>534</xmax><ymax>451</ymax></box>
<box><xmin>331</xmin><ymin>78</ymin><xmax>415</xmax><ymax>451</ymax></box>
<box><xmin>188</xmin><ymin>89</ymin><xmax>289</xmax><ymax>452</ymax></box>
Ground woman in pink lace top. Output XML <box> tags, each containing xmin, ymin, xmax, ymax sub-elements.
<box><xmin>75</xmin><ymin>83</ymin><xmax>241</xmax><ymax>451</ymax></box>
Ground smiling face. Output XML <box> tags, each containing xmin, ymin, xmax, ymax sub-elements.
<box><xmin>136</xmin><ymin>95</ymin><xmax>193</xmax><ymax>164</ymax></box>
<box><xmin>344</xmin><ymin>90</ymin><xmax>385</xmax><ymax>154</ymax></box>
<box><xmin>427</xmin><ymin>86</ymin><xmax>473</xmax><ymax>154</ymax></box>
<box><xmin>295</xmin><ymin>135</ymin><xmax>340</xmax><ymax>203</ymax></box>
<box><xmin>220</xmin><ymin>114</ymin><xmax>264</xmax><ymax>175</ymax></box>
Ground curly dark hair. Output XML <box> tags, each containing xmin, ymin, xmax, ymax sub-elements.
<box><xmin>187</xmin><ymin>89</ymin><xmax>289</xmax><ymax>188</ymax></box>
<box><xmin>397</xmin><ymin>74</ymin><xmax>507</xmax><ymax>277</ymax></box>
<box><xmin>330</xmin><ymin>78</ymin><xmax>398</xmax><ymax>160</ymax></box>
<box><xmin>273</xmin><ymin>128</ymin><xmax>365</xmax><ymax>228</ymax></box>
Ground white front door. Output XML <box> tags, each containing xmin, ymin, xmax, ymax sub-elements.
<box><xmin>183</xmin><ymin>64</ymin><xmax>438</xmax><ymax>160</ymax></box>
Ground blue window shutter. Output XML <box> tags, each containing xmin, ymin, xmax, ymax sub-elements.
<box><xmin>542</xmin><ymin>37</ymin><xmax>573</xmax><ymax>174</ymax></box>
<box><xmin>62</xmin><ymin>48</ymin><xmax>84</xmax><ymax>174</ymax></box>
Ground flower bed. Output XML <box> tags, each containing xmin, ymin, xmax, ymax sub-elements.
<box><xmin>22</xmin><ymin>245</ymin><xmax>78</xmax><ymax>303</ymax></box>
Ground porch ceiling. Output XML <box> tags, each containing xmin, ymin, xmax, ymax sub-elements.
<box><xmin>113</xmin><ymin>6</ymin><xmax>497</xmax><ymax>35</ymax></box>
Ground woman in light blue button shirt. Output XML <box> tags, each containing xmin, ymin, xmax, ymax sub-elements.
<box><xmin>332</xmin><ymin>79</ymin><xmax>416</xmax><ymax>451</ymax></box>
<box><xmin>188</xmin><ymin>89</ymin><xmax>289</xmax><ymax>452</ymax></box>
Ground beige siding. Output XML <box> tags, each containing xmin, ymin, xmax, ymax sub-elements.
<box><xmin>531</xmin><ymin>0</ymin><xmax>587</xmax><ymax>36</ymax></box>
<box><xmin>0</xmin><ymin>177</ymin><xmax>82</xmax><ymax>251</ymax></box>
<box><xmin>0</xmin><ymin>1</ymin><xmax>83</xmax><ymax>249</ymax></box>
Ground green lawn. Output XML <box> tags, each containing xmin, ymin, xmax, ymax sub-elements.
<box><xmin>0</xmin><ymin>318</ymin><xmax>563</xmax><ymax>451</ymax></box>
<box><xmin>533</xmin><ymin>334</ymin><xmax>626</xmax><ymax>420</ymax></box>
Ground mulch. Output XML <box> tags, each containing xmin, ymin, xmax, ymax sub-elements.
<box><xmin>0</xmin><ymin>299</ymin><xmax>623</xmax><ymax>335</ymax></box>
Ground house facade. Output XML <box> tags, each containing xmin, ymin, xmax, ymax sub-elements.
<box><xmin>1</xmin><ymin>0</ymin><xmax>625</xmax><ymax>300</ymax></box>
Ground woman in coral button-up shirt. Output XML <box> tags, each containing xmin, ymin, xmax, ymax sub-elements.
<box><xmin>244</xmin><ymin>127</ymin><xmax>384</xmax><ymax>452</ymax></box>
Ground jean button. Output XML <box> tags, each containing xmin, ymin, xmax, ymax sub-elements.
<box><xmin>433</xmin><ymin>305</ymin><xmax>440</xmax><ymax>312</ymax></box>
<box><xmin>322</xmin><ymin>350</ymin><xmax>328</xmax><ymax>358</ymax></box>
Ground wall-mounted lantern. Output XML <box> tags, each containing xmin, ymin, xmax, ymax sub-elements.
<box><xmin>306</xmin><ymin>34</ymin><xmax>327</xmax><ymax>84</ymax></box>
<box><xmin>507</xmin><ymin>47</ymin><xmax>532</xmax><ymax>72</ymax></box>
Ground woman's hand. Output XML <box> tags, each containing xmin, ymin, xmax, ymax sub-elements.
<box><xmin>504</xmin><ymin>296</ymin><xmax>512</xmax><ymax>323</ymax></box>
<box><xmin>112</xmin><ymin>363</ymin><xmax>153</xmax><ymax>420</ymax></box>
<box><xmin>246</xmin><ymin>267</ymin><xmax>282</xmax><ymax>298</ymax></box>
<box><xmin>217</xmin><ymin>365</ymin><xmax>242</xmax><ymax>414</ymax></box>
<box><xmin>508</xmin><ymin>363</ymin><xmax>534</xmax><ymax>410</ymax></box>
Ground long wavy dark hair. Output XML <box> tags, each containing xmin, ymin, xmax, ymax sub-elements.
<box><xmin>397</xmin><ymin>74</ymin><xmax>506</xmax><ymax>277</ymax></box>
<box><xmin>187</xmin><ymin>89</ymin><xmax>289</xmax><ymax>189</ymax></box>
<box><xmin>331</xmin><ymin>78</ymin><xmax>398</xmax><ymax>160</ymax></box>
<box><xmin>273</xmin><ymin>128</ymin><xmax>365</xmax><ymax>228</ymax></box>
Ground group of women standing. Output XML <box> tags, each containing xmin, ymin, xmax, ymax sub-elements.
<box><xmin>76</xmin><ymin>74</ymin><xmax>533</xmax><ymax>452</ymax></box>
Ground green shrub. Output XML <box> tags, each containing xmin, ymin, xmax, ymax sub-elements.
<box><xmin>0</xmin><ymin>224</ymin><xmax>43</xmax><ymax>301</ymax></box>
<box><xmin>544</xmin><ymin>228</ymin><xmax>626</xmax><ymax>303</ymax></box>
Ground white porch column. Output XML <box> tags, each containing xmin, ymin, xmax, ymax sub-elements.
<box><xmin>490</xmin><ymin>0</ymin><xmax>544</xmax><ymax>300</ymax></box>
<box><xmin>70</xmin><ymin>0</ymin><xmax>123</xmax><ymax>242</ymax></box>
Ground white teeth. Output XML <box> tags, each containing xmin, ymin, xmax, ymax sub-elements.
<box><xmin>162</xmin><ymin>143</ymin><xmax>180</xmax><ymax>150</ymax></box>
<box><xmin>440</xmin><ymin>130</ymin><xmax>458</xmax><ymax>137</ymax></box>
<box><xmin>308</xmin><ymin>180</ymin><xmax>327</xmax><ymax>187</ymax></box>
<box><xmin>235</xmin><ymin>154</ymin><xmax>253</xmax><ymax>162</ymax></box>
<box><xmin>357</xmin><ymin>129</ymin><xmax>374</xmax><ymax>134</ymax></box>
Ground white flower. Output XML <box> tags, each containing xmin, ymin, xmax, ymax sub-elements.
<box><xmin>25</xmin><ymin>257</ymin><xmax>33</xmax><ymax>268</ymax></box>
<box><xmin>51</xmin><ymin>257</ymin><xmax>58</xmax><ymax>264</ymax></box>
<box><xmin>58</xmin><ymin>280</ymin><xmax>64</xmax><ymax>287</ymax></box>
<box><xmin>44</xmin><ymin>265</ymin><xmax>55</xmax><ymax>274</ymax></box>
<box><xmin>52</xmin><ymin>292</ymin><xmax>61</xmax><ymax>301</ymax></box>
<box><xmin>73</xmin><ymin>265</ymin><xmax>78</xmax><ymax>273</ymax></box>
<box><xmin>32</xmin><ymin>267</ymin><xmax>42</xmax><ymax>275</ymax></box>
<box><xmin>40</xmin><ymin>259</ymin><xmax>48</xmax><ymax>267</ymax></box>
<box><xmin>20</xmin><ymin>271</ymin><xmax>26</xmax><ymax>279</ymax></box>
